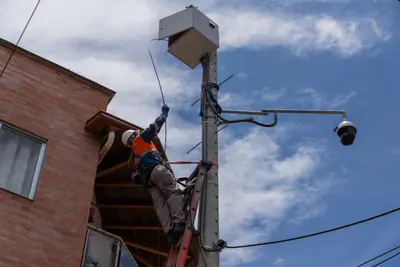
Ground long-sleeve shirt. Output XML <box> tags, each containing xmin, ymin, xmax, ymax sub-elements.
<box><xmin>135</xmin><ymin>113</ymin><xmax>166</xmax><ymax>176</ymax></box>
<box><xmin>140</xmin><ymin>113</ymin><xmax>167</xmax><ymax>143</ymax></box>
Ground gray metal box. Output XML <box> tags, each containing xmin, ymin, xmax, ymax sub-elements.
<box><xmin>158</xmin><ymin>6</ymin><xmax>219</xmax><ymax>69</ymax></box>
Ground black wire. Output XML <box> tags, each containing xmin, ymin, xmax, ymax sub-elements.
<box><xmin>186</xmin><ymin>124</ymin><xmax>229</xmax><ymax>154</ymax></box>
<box><xmin>0</xmin><ymin>0</ymin><xmax>42</xmax><ymax>81</ymax></box>
<box><xmin>203</xmin><ymin>85</ymin><xmax>278</xmax><ymax>128</ymax></box>
<box><xmin>217</xmin><ymin>111</ymin><xmax>278</xmax><ymax>128</ymax></box>
<box><xmin>223</xmin><ymin>207</ymin><xmax>400</xmax><ymax>249</ymax></box>
<box><xmin>372</xmin><ymin>250</ymin><xmax>400</xmax><ymax>267</ymax></box>
<box><xmin>357</xmin><ymin>244</ymin><xmax>400</xmax><ymax>267</ymax></box>
<box><xmin>148</xmin><ymin>48</ymin><xmax>165</xmax><ymax>104</ymax></box>
<box><xmin>218</xmin><ymin>74</ymin><xmax>234</xmax><ymax>87</ymax></box>
<box><xmin>148</xmin><ymin>40</ymin><xmax>167</xmax><ymax>154</ymax></box>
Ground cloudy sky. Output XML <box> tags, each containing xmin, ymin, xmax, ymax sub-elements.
<box><xmin>1</xmin><ymin>0</ymin><xmax>400</xmax><ymax>266</ymax></box>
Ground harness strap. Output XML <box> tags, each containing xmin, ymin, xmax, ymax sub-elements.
<box><xmin>128</xmin><ymin>150</ymin><xmax>134</xmax><ymax>169</ymax></box>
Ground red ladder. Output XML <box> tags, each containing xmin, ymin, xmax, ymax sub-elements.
<box><xmin>166</xmin><ymin>160</ymin><xmax>213</xmax><ymax>267</ymax></box>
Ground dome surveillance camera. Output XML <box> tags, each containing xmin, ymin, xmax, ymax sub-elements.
<box><xmin>335</xmin><ymin>120</ymin><xmax>357</xmax><ymax>146</ymax></box>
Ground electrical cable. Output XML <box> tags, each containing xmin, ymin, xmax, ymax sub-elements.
<box><xmin>148</xmin><ymin>47</ymin><xmax>165</xmax><ymax>104</ymax></box>
<box><xmin>371</xmin><ymin>250</ymin><xmax>400</xmax><ymax>267</ymax></box>
<box><xmin>217</xmin><ymin>111</ymin><xmax>278</xmax><ymax>128</ymax></box>
<box><xmin>219</xmin><ymin>207</ymin><xmax>400</xmax><ymax>250</ymax></box>
<box><xmin>147</xmin><ymin>40</ymin><xmax>172</xmax><ymax>265</ymax></box>
<box><xmin>202</xmin><ymin>83</ymin><xmax>278</xmax><ymax>128</ymax></box>
<box><xmin>148</xmin><ymin>39</ymin><xmax>167</xmax><ymax>154</ymax></box>
<box><xmin>0</xmin><ymin>0</ymin><xmax>42</xmax><ymax>81</ymax></box>
<box><xmin>356</xmin><ymin>244</ymin><xmax>400</xmax><ymax>267</ymax></box>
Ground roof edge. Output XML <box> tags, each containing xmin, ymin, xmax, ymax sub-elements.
<box><xmin>0</xmin><ymin>38</ymin><xmax>116</xmax><ymax>103</ymax></box>
<box><xmin>85</xmin><ymin>110</ymin><xmax>167</xmax><ymax>160</ymax></box>
<box><xmin>85</xmin><ymin>110</ymin><xmax>144</xmax><ymax>132</ymax></box>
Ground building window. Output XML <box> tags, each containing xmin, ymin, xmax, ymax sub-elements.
<box><xmin>0</xmin><ymin>122</ymin><xmax>46</xmax><ymax>200</ymax></box>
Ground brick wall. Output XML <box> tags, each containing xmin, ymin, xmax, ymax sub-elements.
<box><xmin>0</xmin><ymin>45</ymin><xmax>111</xmax><ymax>266</ymax></box>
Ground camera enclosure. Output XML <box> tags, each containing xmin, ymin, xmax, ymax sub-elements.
<box><xmin>336</xmin><ymin>120</ymin><xmax>357</xmax><ymax>146</ymax></box>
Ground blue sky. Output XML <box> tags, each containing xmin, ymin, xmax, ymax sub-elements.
<box><xmin>212</xmin><ymin>1</ymin><xmax>400</xmax><ymax>266</ymax></box>
<box><xmin>1</xmin><ymin>0</ymin><xmax>400</xmax><ymax>266</ymax></box>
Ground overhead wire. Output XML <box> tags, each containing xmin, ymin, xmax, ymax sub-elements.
<box><xmin>217</xmin><ymin>207</ymin><xmax>400</xmax><ymax>250</ymax></box>
<box><xmin>371</xmin><ymin>250</ymin><xmax>400</xmax><ymax>267</ymax></box>
<box><xmin>357</xmin><ymin>244</ymin><xmax>400</xmax><ymax>267</ymax></box>
<box><xmin>148</xmin><ymin>39</ymin><xmax>168</xmax><ymax>154</ymax></box>
<box><xmin>186</xmin><ymin>124</ymin><xmax>229</xmax><ymax>154</ymax></box>
<box><xmin>0</xmin><ymin>0</ymin><xmax>42</xmax><ymax>81</ymax></box>
<box><xmin>148</xmin><ymin>38</ymin><xmax>168</xmax><ymax>267</ymax></box>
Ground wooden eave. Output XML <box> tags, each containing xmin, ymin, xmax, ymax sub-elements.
<box><xmin>85</xmin><ymin>111</ymin><xmax>197</xmax><ymax>266</ymax></box>
<box><xmin>85</xmin><ymin>110</ymin><xmax>166</xmax><ymax>160</ymax></box>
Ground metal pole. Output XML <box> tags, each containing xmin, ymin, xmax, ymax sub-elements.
<box><xmin>221</xmin><ymin>108</ymin><xmax>347</xmax><ymax>119</ymax></box>
<box><xmin>198</xmin><ymin>52</ymin><xmax>220</xmax><ymax>267</ymax></box>
<box><xmin>221</xmin><ymin>109</ymin><xmax>269</xmax><ymax>116</ymax></box>
<box><xmin>261</xmin><ymin>108</ymin><xmax>347</xmax><ymax>119</ymax></box>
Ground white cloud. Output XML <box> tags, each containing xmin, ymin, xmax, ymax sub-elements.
<box><xmin>261</xmin><ymin>87</ymin><xmax>287</xmax><ymax>102</ymax></box>
<box><xmin>274</xmin><ymin>257</ymin><xmax>285</xmax><ymax>265</ymax></box>
<box><xmin>237</xmin><ymin>72</ymin><xmax>248</xmax><ymax>79</ymax></box>
<box><xmin>218</xmin><ymin>87</ymin><xmax>286</xmax><ymax>112</ymax></box>
<box><xmin>1</xmin><ymin>0</ymin><xmax>390</xmax><ymax>60</ymax></box>
<box><xmin>218</xmin><ymin>127</ymin><xmax>325</xmax><ymax>265</ymax></box>
<box><xmin>299</xmin><ymin>87</ymin><xmax>356</xmax><ymax>109</ymax></box>
<box><xmin>209</xmin><ymin>8</ymin><xmax>390</xmax><ymax>56</ymax></box>
<box><xmin>0</xmin><ymin>0</ymin><xmax>376</xmax><ymax>265</ymax></box>
<box><xmin>218</xmin><ymin>92</ymin><xmax>254</xmax><ymax>108</ymax></box>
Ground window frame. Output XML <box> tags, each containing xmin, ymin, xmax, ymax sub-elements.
<box><xmin>0</xmin><ymin>121</ymin><xmax>47</xmax><ymax>200</ymax></box>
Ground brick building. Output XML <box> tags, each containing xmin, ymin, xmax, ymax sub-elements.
<box><xmin>0</xmin><ymin>38</ymin><xmax>201</xmax><ymax>267</ymax></box>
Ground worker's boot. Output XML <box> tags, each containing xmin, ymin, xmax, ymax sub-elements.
<box><xmin>167</xmin><ymin>222</ymin><xmax>186</xmax><ymax>246</ymax></box>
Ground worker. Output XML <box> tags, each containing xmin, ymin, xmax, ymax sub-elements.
<box><xmin>121</xmin><ymin>104</ymin><xmax>186</xmax><ymax>246</ymax></box>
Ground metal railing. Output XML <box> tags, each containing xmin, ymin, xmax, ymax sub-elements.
<box><xmin>81</xmin><ymin>225</ymin><xmax>139</xmax><ymax>267</ymax></box>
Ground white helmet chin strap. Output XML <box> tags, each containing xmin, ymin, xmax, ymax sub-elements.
<box><xmin>127</xmin><ymin>132</ymin><xmax>137</xmax><ymax>145</ymax></box>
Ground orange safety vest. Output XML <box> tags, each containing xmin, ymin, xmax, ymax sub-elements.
<box><xmin>130</xmin><ymin>135</ymin><xmax>159</xmax><ymax>169</ymax></box>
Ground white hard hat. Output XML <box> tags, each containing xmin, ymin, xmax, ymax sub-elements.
<box><xmin>121</xmin><ymin>129</ymin><xmax>138</xmax><ymax>147</ymax></box>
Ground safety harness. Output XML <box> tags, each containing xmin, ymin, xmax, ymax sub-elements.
<box><xmin>128</xmin><ymin>148</ymin><xmax>174</xmax><ymax>187</ymax></box>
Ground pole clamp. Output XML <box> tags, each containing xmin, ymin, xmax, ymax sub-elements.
<box><xmin>199</xmin><ymin>83</ymin><xmax>222</xmax><ymax>117</ymax></box>
<box><xmin>212</xmin><ymin>239</ymin><xmax>227</xmax><ymax>251</ymax></box>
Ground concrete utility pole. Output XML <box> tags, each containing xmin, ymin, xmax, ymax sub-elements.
<box><xmin>198</xmin><ymin>52</ymin><xmax>220</xmax><ymax>267</ymax></box>
<box><xmin>159</xmin><ymin>6</ymin><xmax>221</xmax><ymax>267</ymax></box>
<box><xmin>158</xmin><ymin>5</ymin><xmax>357</xmax><ymax>267</ymax></box>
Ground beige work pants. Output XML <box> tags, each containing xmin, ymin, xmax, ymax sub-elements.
<box><xmin>147</xmin><ymin>164</ymin><xmax>186</xmax><ymax>234</ymax></box>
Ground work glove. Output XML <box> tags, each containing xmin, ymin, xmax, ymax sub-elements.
<box><xmin>162</xmin><ymin>104</ymin><xmax>170</xmax><ymax>117</ymax></box>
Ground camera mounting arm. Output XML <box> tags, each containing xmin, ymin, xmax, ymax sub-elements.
<box><xmin>221</xmin><ymin>109</ymin><xmax>269</xmax><ymax>116</ymax></box>
<box><xmin>259</xmin><ymin>108</ymin><xmax>347</xmax><ymax>120</ymax></box>
<box><xmin>222</xmin><ymin>108</ymin><xmax>347</xmax><ymax>120</ymax></box>
<box><xmin>221</xmin><ymin>108</ymin><xmax>356</xmax><ymax>146</ymax></box>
